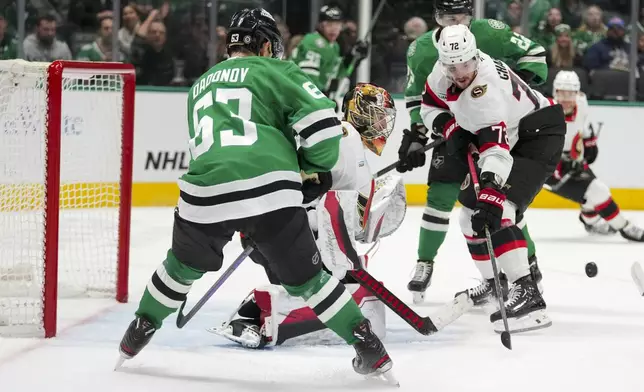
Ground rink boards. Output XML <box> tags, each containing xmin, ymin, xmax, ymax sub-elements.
<box><xmin>4</xmin><ymin>90</ymin><xmax>641</xmax><ymax>210</ymax></box>
<box><xmin>127</xmin><ymin>91</ymin><xmax>644</xmax><ymax>209</ymax></box>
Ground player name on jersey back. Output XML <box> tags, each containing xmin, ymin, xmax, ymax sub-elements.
<box><xmin>191</xmin><ymin>66</ymin><xmax>250</xmax><ymax>98</ymax></box>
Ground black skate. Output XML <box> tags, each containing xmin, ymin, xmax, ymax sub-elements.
<box><xmin>579</xmin><ymin>213</ymin><xmax>617</xmax><ymax>235</ymax></box>
<box><xmin>407</xmin><ymin>260</ymin><xmax>434</xmax><ymax>304</ymax></box>
<box><xmin>620</xmin><ymin>222</ymin><xmax>644</xmax><ymax>242</ymax></box>
<box><xmin>454</xmin><ymin>273</ymin><xmax>508</xmax><ymax>306</ymax></box>
<box><xmin>116</xmin><ymin>315</ymin><xmax>156</xmax><ymax>368</ymax></box>
<box><xmin>352</xmin><ymin>319</ymin><xmax>398</xmax><ymax>385</ymax></box>
<box><xmin>490</xmin><ymin>275</ymin><xmax>552</xmax><ymax>333</ymax></box>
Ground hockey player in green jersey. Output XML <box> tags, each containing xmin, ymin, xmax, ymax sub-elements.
<box><xmin>117</xmin><ymin>8</ymin><xmax>395</xmax><ymax>381</ymax></box>
<box><xmin>289</xmin><ymin>4</ymin><xmax>368</xmax><ymax>95</ymax></box>
<box><xmin>398</xmin><ymin>0</ymin><xmax>547</xmax><ymax>304</ymax></box>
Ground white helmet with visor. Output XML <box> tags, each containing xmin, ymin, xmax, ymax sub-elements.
<box><xmin>437</xmin><ymin>25</ymin><xmax>480</xmax><ymax>83</ymax></box>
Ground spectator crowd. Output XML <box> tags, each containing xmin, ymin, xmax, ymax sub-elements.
<box><xmin>1</xmin><ymin>0</ymin><xmax>644</xmax><ymax>99</ymax></box>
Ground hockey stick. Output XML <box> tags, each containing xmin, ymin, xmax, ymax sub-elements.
<box><xmin>348</xmin><ymin>268</ymin><xmax>473</xmax><ymax>335</ymax></box>
<box><xmin>466</xmin><ymin>145</ymin><xmax>512</xmax><ymax>350</ymax></box>
<box><xmin>330</xmin><ymin>0</ymin><xmax>387</xmax><ymax>103</ymax></box>
<box><xmin>543</xmin><ymin>170</ymin><xmax>575</xmax><ymax>192</ymax></box>
<box><xmin>344</xmin><ymin>0</ymin><xmax>387</xmax><ymax>77</ymax></box>
<box><xmin>175</xmin><ymin>245</ymin><xmax>254</xmax><ymax>328</ymax></box>
<box><xmin>375</xmin><ymin>137</ymin><xmax>445</xmax><ymax>178</ymax></box>
<box><xmin>631</xmin><ymin>261</ymin><xmax>644</xmax><ymax>296</ymax></box>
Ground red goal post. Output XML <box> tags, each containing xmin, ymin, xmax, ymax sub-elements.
<box><xmin>0</xmin><ymin>60</ymin><xmax>135</xmax><ymax>338</ymax></box>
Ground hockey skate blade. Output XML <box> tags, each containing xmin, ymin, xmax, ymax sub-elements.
<box><xmin>631</xmin><ymin>262</ymin><xmax>644</xmax><ymax>296</ymax></box>
<box><xmin>114</xmin><ymin>355</ymin><xmax>128</xmax><ymax>371</ymax></box>
<box><xmin>493</xmin><ymin>309</ymin><xmax>552</xmax><ymax>334</ymax></box>
<box><xmin>364</xmin><ymin>366</ymin><xmax>400</xmax><ymax>387</ymax></box>
<box><xmin>411</xmin><ymin>291</ymin><xmax>425</xmax><ymax>305</ymax></box>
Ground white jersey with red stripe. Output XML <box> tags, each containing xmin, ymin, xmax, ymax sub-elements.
<box><xmin>561</xmin><ymin>92</ymin><xmax>592</xmax><ymax>157</ymax></box>
<box><xmin>306</xmin><ymin>121</ymin><xmax>376</xmax><ymax>243</ymax></box>
<box><xmin>420</xmin><ymin>51</ymin><xmax>552</xmax><ymax>185</ymax></box>
<box><xmin>330</xmin><ymin>121</ymin><xmax>373</xmax><ymax>195</ymax></box>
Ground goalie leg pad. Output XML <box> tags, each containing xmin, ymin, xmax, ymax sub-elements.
<box><xmin>211</xmin><ymin>283</ymin><xmax>386</xmax><ymax>348</ymax></box>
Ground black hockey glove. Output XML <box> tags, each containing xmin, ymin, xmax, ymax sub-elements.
<box><xmin>301</xmin><ymin>171</ymin><xmax>333</xmax><ymax>204</ymax></box>
<box><xmin>434</xmin><ymin>112</ymin><xmax>472</xmax><ymax>157</ymax></box>
<box><xmin>583</xmin><ymin>136</ymin><xmax>598</xmax><ymax>164</ymax></box>
<box><xmin>471</xmin><ymin>172</ymin><xmax>506</xmax><ymax>235</ymax></box>
<box><xmin>351</xmin><ymin>40</ymin><xmax>369</xmax><ymax>61</ymax></box>
<box><xmin>325</xmin><ymin>77</ymin><xmax>340</xmax><ymax>98</ymax></box>
<box><xmin>396</xmin><ymin>123</ymin><xmax>428</xmax><ymax>173</ymax></box>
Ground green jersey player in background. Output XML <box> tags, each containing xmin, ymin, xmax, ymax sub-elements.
<box><xmin>117</xmin><ymin>8</ymin><xmax>395</xmax><ymax>381</ymax></box>
<box><xmin>397</xmin><ymin>0</ymin><xmax>548</xmax><ymax>304</ymax></box>
<box><xmin>290</xmin><ymin>4</ymin><xmax>368</xmax><ymax>96</ymax></box>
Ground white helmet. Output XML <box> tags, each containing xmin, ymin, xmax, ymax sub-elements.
<box><xmin>437</xmin><ymin>25</ymin><xmax>479</xmax><ymax>81</ymax></box>
<box><xmin>553</xmin><ymin>70</ymin><xmax>580</xmax><ymax>93</ymax></box>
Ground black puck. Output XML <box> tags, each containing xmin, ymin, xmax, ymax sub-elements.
<box><xmin>585</xmin><ymin>262</ymin><xmax>598</xmax><ymax>278</ymax></box>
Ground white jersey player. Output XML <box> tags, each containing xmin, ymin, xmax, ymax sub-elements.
<box><xmin>421</xmin><ymin>25</ymin><xmax>567</xmax><ymax>333</ymax></box>
<box><xmin>544</xmin><ymin>71</ymin><xmax>643</xmax><ymax>241</ymax></box>
<box><xmin>211</xmin><ymin>83</ymin><xmax>408</xmax><ymax>348</ymax></box>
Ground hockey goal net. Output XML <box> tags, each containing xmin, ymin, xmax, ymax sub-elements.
<box><xmin>0</xmin><ymin>60</ymin><xmax>134</xmax><ymax>338</ymax></box>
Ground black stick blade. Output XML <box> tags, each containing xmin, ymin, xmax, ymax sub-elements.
<box><xmin>175</xmin><ymin>300</ymin><xmax>187</xmax><ymax>328</ymax></box>
<box><xmin>501</xmin><ymin>331</ymin><xmax>512</xmax><ymax>350</ymax></box>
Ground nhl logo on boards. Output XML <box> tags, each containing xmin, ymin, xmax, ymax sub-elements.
<box><xmin>471</xmin><ymin>84</ymin><xmax>487</xmax><ymax>98</ymax></box>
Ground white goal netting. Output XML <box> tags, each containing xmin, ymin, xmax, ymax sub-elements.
<box><xmin>0</xmin><ymin>60</ymin><xmax>128</xmax><ymax>336</ymax></box>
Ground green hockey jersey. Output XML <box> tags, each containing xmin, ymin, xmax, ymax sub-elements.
<box><xmin>179</xmin><ymin>56</ymin><xmax>342</xmax><ymax>224</ymax></box>
<box><xmin>290</xmin><ymin>32</ymin><xmax>344</xmax><ymax>92</ymax></box>
<box><xmin>405</xmin><ymin>19</ymin><xmax>547</xmax><ymax>125</ymax></box>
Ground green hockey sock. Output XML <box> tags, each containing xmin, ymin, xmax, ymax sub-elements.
<box><xmin>418</xmin><ymin>182</ymin><xmax>461</xmax><ymax>261</ymax></box>
<box><xmin>282</xmin><ymin>270</ymin><xmax>364</xmax><ymax>344</ymax></box>
<box><xmin>136</xmin><ymin>249</ymin><xmax>204</xmax><ymax>329</ymax></box>
<box><xmin>521</xmin><ymin>224</ymin><xmax>537</xmax><ymax>259</ymax></box>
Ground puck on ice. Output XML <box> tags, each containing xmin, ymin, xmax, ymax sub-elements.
<box><xmin>585</xmin><ymin>262</ymin><xmax>598</xmax><ymax>278</ymax></box>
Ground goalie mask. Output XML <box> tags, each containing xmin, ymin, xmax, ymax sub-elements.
<box><xmin>342</xmin><ymin>83</ymin><xmax>396</xmax><ymax>156</ymax></box>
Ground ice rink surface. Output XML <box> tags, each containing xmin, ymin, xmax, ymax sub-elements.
<box><xmin>1</xmin><ymin>206</ymin><xmax>644</xmax><ymax>391</ymax></box>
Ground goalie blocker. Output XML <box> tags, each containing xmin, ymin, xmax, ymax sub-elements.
<box><xmin>210</xmin><ymin>175</ymin><xmax>407</xmax><ymax>347</ymax></box>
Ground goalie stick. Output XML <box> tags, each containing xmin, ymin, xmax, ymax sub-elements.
<box><xmin>347</xmin><ymin>268</ymin><xmax>473</xmax><ymax>335</ymax></box>
<box><xmin>324</xmin><ymin>190</ymin><xmax>472</xmax><ymax>336</ymax></box>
